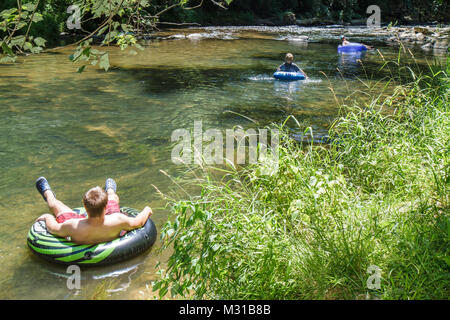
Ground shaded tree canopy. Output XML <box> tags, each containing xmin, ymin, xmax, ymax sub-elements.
<box><xmin>164</xmin><ymin>0</ymin><xmax>449</xmax><ymax>25</ymax></box>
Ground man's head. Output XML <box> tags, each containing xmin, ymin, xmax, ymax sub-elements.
<box><xmin>285</xmin><ymin>53</ymin><xmax>294</xmax><ymax>63</ymax></box>
<box><xmin>83</xmin><ymin>186</ymin><xmax>108</xmax><ymax>218</ymax></box>
<box><xmin>341</xmin><ymin>35</ymin><xmax>346</xmax><ymax>41</ymax></box>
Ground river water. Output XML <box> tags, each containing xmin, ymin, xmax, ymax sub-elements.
<box><xmin>0</xmin><ymin>26</ymin><xmax>446</xmax><ymax>299</ymax></box>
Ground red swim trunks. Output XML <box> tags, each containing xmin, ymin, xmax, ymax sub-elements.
<box><xmin>56</xmin><ymin>200</ymin><xmax>121</xmax><ymax>223</ymax></box>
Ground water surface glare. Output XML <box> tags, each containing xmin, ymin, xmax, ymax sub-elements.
<box><xmin>0</xmin><ymin>27</ymin><xmax>445</xmax><ymax>299</ymax></box>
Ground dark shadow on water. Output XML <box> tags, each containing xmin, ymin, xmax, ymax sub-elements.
<box><xmin>143</xmin><ymin>136</ymin><xmax>170</xmax><ymax>147</ymax></box>
<box><xmin>111</xmin><ymin>66</ymin><xmax>278</xmax><ymax>94</ymax></box>
<box><xmin>42</xmin><ymin>50</ymin><xmax>66</xmax><ymax>55</ymax></box>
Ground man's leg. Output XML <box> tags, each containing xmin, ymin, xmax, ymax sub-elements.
<box><xmin>44</xmin><ymin>190</ymin><xmax>75</xmax><ymax>217</ymax></box>
<box><xmin>105</xmin><ymin>178</ymin><xmax>120</xmax><ymax>215</ymax></box>
<box><xmin>107</xmin><ymin>188</ymin><xmax>120</xmax><ymax>204</ymax></box>
<box><xmin>36</xmin><ymin>177</ymin><xmax>74</xmax><ymax>218</ymax></box>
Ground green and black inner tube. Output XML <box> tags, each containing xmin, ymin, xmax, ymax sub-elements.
<box><xmin>27</xmin><ymin>207</ymin><xmax>157</xmax><ymax>266</ymax></box>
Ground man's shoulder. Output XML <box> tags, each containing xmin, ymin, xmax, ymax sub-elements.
<box><xmin>104</xmin><ymin>212</ymin><xmax>128</xmax><ymax>223</ymax></box>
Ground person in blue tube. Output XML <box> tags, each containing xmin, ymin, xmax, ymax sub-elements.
<box><xmin>341</xmin><ymin>35</ymin><xmax>373</xmax><ymax>49</ymax></box>
<box><xmin>277</xmin><ymin>53</ymin><xmax>309</xmax><ymax>79</ymax></box>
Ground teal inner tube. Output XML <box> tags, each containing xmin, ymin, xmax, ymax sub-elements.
<box><xmin>27</xmin><ymin>207</ymin><xmax>157</xmax><ymax>266</ymax></box>
<box><xmin>273</xmin><ymin>71</ymin><xmax>306</xmax><ymax>81</ymax></box>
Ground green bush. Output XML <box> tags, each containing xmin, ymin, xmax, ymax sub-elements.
<box><xmin>154</xmin><ymin>53</ymin><xmax>449</xmax><ymax>299</ymax></box>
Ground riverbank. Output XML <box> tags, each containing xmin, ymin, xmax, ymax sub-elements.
<box><xmin>155</xmin><ymin>52</ymin><xmax>449</xmax><ymax>299</ymax></box>
<box><xmin>146</xmin><ymin>25</ymin><xmax>450</xmax><ymax>54</ymax></box>
<box><xmin>55</xmin><ymin>24</ymin><xmax>450</xmax><ymax>54</ymax></box>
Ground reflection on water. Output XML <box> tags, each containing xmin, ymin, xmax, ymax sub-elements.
<box><xmin>0</xmin><ymin>27</ymin><xmax>445</xmax><ymax>299</ymax></box>
<box><xmin>338</xmin><ymin>51</ymin><xmax>367</xmax><ymax>77</ymax></box>
<box><xmin>273</xmin><ymin>79</ymin><xmax>310</xmax><ymax>95</ymax></box>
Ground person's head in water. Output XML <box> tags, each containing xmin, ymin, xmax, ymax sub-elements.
<box><xmin>341</xmin><ymin>35</ymin><xmax>346</xmax><ymax>41</ymax></box>
<box><xmin>285</xmin><ymin>53</ymin><xmax>294</xmax><ymax>64</ymax></box>
<box><xmin>83</xmin><ymin>186</ymin><xmax>108</xmax><ymax>218</ymax></box>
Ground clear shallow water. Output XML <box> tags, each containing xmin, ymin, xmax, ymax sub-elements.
<box><xmin>0</xmin><ymin>26</ymin><xmax>445</xmax><ymax>299</ymax></box>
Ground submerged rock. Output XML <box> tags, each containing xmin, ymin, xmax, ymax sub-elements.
<box><xmin>421</xmin><ymin>42</ymin><xmax>434</xmax><ymax>50</ymax></box>
<box><xmin>413</xmin><ymin>26</ymin><xmax>433</xmax><ymax>35</ymax></box>
<box><xmin>384</xmin><ymin>26</ymin><xmax>449</xmax><ymax>51</ymax></box>
<box><xmin>434</xmin><ymin>39</ymin><xmax>449</xmax><ymax>50</ymax></box>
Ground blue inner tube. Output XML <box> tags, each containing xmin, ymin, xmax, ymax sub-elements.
<box><xmin>27</xmin><ymin>207</ymin><xmax>157</xmax><ymax>266</ymax></box>
<box><xmin>338</xmin><ymin>43</ymin><xmax>368</xmax><ymax>53</ymax></box>
<box><xmin>273</xmin><ymin>71</ymin><xmax>306</xmax><ymax>81</ymax></box>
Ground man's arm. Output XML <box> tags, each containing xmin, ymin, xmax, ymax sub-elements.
<box><xmin>36</xmin><ymin>214</ymin><xmax>73</xmax><ymax>237</ymax></box>
<box><xmin>119</xmin><ymin>206</ymin><xmax>153</xmax><ymax>231</ymax></box>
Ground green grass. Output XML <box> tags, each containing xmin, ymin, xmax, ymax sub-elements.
<box><xmin>154</xmin><ymin>53</ymin><xmax>450</xmax><ymax>300</ymax></box>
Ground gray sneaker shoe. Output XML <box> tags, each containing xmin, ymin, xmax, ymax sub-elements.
<box><xmin>105</xmin><ymin>178</ymin><xmax>117</xmax><ymax>193</ymax></box>
<box><xmin>35</xmin><ymin>176</ymin><xmax>55</xmax><ymax>202</ymax></box>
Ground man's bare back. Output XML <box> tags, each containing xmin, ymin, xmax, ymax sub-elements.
<box><xmin>35</xmin><ymin>177</ymin><xmax>153</xmax><ymax>245</ymax></box>
<box><xmin>38</xmin><ymin>209</ymin><xmax>152</xmax><ymax>244</ymax></box>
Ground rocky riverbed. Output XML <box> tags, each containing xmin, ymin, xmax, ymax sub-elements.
<box><xmin>385</xmin><ymin>26</ymin><xmax>449</xmax><ymax>51</ymax></box>
<box><xmin>152</xmin><ymin>25</ymin><xmax>449</xmax><ymax>54</ymax></box>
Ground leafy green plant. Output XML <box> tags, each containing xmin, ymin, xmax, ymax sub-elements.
<box><xmin>0</xmin><ymin>0</ymin><xmax>233</xmax><ymax>70</ymax></box>
<box><xmin>153</xmin><ymin>52</ymin><xmax>449</xmax><ymax>299</ymax></box>
<box><xmin>0</xmin><ymin>1</ymin><xmax>46</xmax><ymax>62</ymax></box>
<box><xmin>387</xmin><ymin>20</ymin><xmax>398</xmax><ymax>29</ymax></box>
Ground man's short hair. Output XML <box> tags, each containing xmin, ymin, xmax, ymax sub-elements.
<box><xmin>83</xmin><ymin>186</ymin><xmax>108</xmax><ymax>218</ymax></box>
<box><xmin>285</xmin><ymin>53</ymin><xmax>294</xmax><ymax>61</ymax></box>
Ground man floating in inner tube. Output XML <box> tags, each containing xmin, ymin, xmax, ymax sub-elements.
<box><xmin>277</xmin><ymin>53</ymin><xmax>309</xmax><ymax>79</ymax></box>
<box><xmin>34</xmin><ymin>177</ymin><xmax>153</xmax><ymax>244</ymax></box>
<box><xmin>341</xmin><ymin>35</ymin><xmax>374</xmax><ymax>50</ymax></box>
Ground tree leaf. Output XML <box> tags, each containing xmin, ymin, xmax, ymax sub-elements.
<box><xmin>30</xmin><ymin>46</ymin><xmax>42</xmax><ymax>54</ymax></box>
<box><xmin>23</xmin><ymin>42</ymin><xmax>33</xmax><ymax>51</ymax></box>
<box><xmin>121</xmin><ymin>24</ymin><xmax>129</xmax><ymax>32</ymax></box>
<box><xmin>33</xmin><ymin>37</ymin><xmax>46</xmax><ymax>47</ymax></box>
<box><xmin>1</xmin><ymin>42</ymin><xmax>14</xmax><ymax>55</ymax></box>
<box><xmin>90</xmin><ymin>48</ymin><xmax>104</xmax><ymax>55</ymax></box>
<box><xmin>10</xmin><ymin>35</ymin><xmax>25</xmax><ymax>47</ymax></box>
<box><xmin>98</xmin><ymin>53</ymin><xmax>110</xmax><ymax>71</ymax></box>
<box><xmin>15</xmin><ymin>21</ymin><xmax>28</xmax><ymax>30</ymax></box>
<box><xmin>32</xmin><ymin>12</ymin><xmax>43</xmax><ymax>23</ymax></box>
<box><xmin>22</xmin><ymin>3</ymin><xmax>37</xmax><ymax>12</ymax></box>
<box><xmin>0</xmin><ymin>8</ymin><xmax>18</xmax><ymax>19</ymax></box>
<box><xmin>0</xmin><ymin>55</ymin><xmax>16</xmax><ymax>63</ymax></box>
